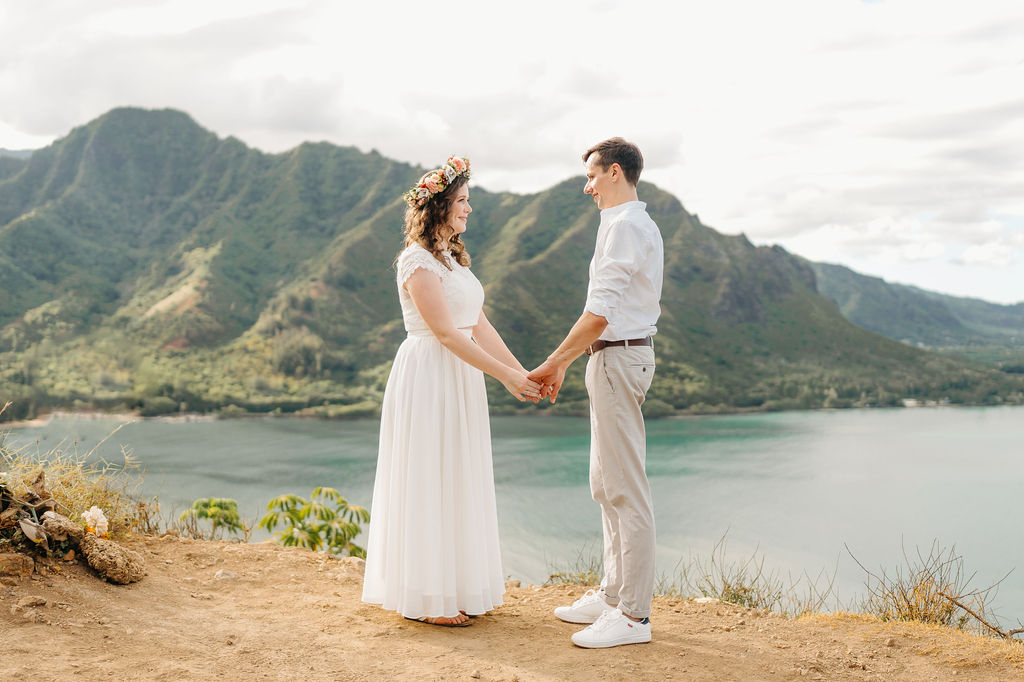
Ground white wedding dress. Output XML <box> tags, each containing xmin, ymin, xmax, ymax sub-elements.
<box><xmin>361</xmin><ymin>243</ymin><xmax>505</xmax><ymax>618</ymax></box>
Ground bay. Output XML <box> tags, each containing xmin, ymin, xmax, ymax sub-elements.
<box><xmin>4</xmin><ymin>406</ymin><xmax>1022</xmax><ymax>623</ymax></box>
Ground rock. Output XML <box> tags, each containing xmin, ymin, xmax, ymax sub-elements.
<box><xmin>28</xmin><ymin>470</ymin><xmax>49</xmax><ymax>501</ymax></box>
<box><xmin>693</xmin><ymin>597</ymin><xmax>720</xmax><ymax>604</ymax></box>
<box><xmin>61</xmin><ymin>549</ymin><xmax>76</xmax><ymax>562</ymax></box>
<box><xmin>10</xmin><ymin>601</ymin><xmax>49</xmax><ymax>622</ymax></box>
<box><xmin>17</xmin><ymin>596</ymin><xmax>47</xmax><ymax>609</ymax></box>
<box><xmin>19</xmin><ymin>518</ymin><xmax>49</xmax><ymax>549</ymax></box>
<box><xmin>214</xmin><ymin>569</ymin><xmax>239</xmax><ymax>581</ymax></box>
<box><xmin>338</xmin><ymin>556</ymin><xmax>365</xmax><ymax>574</ymax></box>
<box><xmin>505</xmin><ymin>579</ymin><xmax>521</xmax><ymax>588</ymax></box>
<box><xmin>470</xmin><ymin>671</ymin><xmax>481</xmax><ymax>679</ymax></box>
<box><xmin>42</xmin><ymin>511</ymin><xmax>85</xmax><ymax>542</ymax></box>
<box><xmin>80</xmin><ymin>534</ymin><xmax>146</xmax><ymax>584</ymax></box>
<box><xmin>885</xmin><ymin>638</ymin><xmax>896</xmax><ymax>647</ymax></box>
<box><xmin>0</xmin><ymin>504</ymin><xmax>23</xmax><ymax>525</ymax></box>
<box><xmin>0</xmin><ymin>552</ymin><xmax>33</xmax><ymax>577</ymax></box>
<box><xmin>10</xmin><ymin>595</ymin><xmax>49</xmax><ymax>622</ymax></box>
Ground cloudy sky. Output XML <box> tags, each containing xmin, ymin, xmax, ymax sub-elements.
<box><xmin>1</xmin><ymin>0</ymin><xmax>1021</xmax><ymax>303</ymax></box>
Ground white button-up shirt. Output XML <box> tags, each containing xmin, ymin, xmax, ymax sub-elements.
<box><xmin>584</xmin><ymin>200</ymin><xmax>664</xmax><ymax>341</ymax></box>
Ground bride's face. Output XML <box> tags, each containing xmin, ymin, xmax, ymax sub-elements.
<box><xmin>447</xmin><ymin>185</ymin><xmax>472</xmax><ymax>235</ymax></box>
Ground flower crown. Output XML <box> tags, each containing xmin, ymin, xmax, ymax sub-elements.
<box><xmin>403</xmin><ymin>155</ymin><xmax>471</xmax><ymax>208</ymax></box>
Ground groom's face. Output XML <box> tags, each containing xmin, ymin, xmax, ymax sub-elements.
<box><xmin>584</xmin><ymin>154</ymin><xmax>614</xmax><ymax>210</ymax></box>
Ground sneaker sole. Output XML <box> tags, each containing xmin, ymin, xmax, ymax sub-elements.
<box><xmin>571</xmin><ymin>635</ymin><xmax>651</xmax><ymax>649</ymax></box>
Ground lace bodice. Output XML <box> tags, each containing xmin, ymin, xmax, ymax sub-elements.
<box><xmin>396</xmin><ymin>243</ymin><xmax>484</xmax><ymax>334</ymax></box>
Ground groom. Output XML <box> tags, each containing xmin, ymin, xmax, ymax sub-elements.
<box><xmin>529</xmin><ymin>137</ymin><xmax>664</xmax><ymax>648</ymax></box>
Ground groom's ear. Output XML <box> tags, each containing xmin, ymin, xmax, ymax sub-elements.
<box><xmin>610</xmin><ymin>163</ymin><xmax>623</xmax><ymax>181</ymax></box>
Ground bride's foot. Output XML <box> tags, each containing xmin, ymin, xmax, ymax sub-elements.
<box><xmin>406</xmin><ymin>614</ymin><xmax>472</xmax><ymax>627</ymax></box>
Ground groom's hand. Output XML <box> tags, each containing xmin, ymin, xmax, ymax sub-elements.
<box><xmin>527</xmin><ymin>361</ymin><xmax>566</xmax><ymax>403</ymax></box>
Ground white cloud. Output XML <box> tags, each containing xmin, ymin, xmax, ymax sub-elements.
<box><xmin>0</xmin><ymin>0</ymin><xmax>1022</xmax><ymax>303</ymax></box>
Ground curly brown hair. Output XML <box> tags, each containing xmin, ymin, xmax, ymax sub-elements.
<box><xmin>402</xmin><ymin>174</ymin><xmax>471</xmax><ymax>269</ymax></box>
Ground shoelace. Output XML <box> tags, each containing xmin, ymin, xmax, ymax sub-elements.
<box><xmin>572</xmin><ymin>589</ymin><xmax>601</xmax><ymax>608</ymax></box>
<box><xmin>589</xmin><ymin>608</ymin><xmax>623</xmax><ymax>632</ymax></box>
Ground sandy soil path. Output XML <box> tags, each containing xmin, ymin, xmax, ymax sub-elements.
<box><xmin>3</xmin><ymin>536</ymin><xmax>1022</xmax><ymax>681</ymax></box>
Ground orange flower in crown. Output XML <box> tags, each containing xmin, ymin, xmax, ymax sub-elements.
<box><xmin>403</xmin><ymin>156</ymin><xmax>471</xmax><ymax>208</ymax></box>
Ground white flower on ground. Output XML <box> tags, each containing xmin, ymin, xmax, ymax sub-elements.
<box><xmin>81</xmin><ymin>506</ymin><xmax>109</xmax><ymax>536</ymax></box>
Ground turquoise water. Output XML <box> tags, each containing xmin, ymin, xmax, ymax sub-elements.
<box><xmin>4</xmin><ymin>407</ymin><xmax>1023</xmax><ymax>622</ymax></box>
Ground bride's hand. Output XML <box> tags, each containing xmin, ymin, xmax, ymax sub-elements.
<box><xmin>502</xmin><ymin>368</ymin><xmax>542</xmax><ymax>402</ymax></box>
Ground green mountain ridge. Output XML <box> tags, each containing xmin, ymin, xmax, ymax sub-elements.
<box><xmin>811</xmin><ymin>261</ymin><xmax>1024</xmax><ymax>352</ymax></box>
<box><xmin>1</xmin><ymin>107</ymin><xmax>1021</xmax><ymax>421</ymax></box>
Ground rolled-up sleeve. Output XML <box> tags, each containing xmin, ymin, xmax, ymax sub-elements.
<box><xmin>584</xmin><ymin>220</ymin><xmax>646</xmax><ymax>325</ymax></box>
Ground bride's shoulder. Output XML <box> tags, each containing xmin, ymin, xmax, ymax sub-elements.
<box><xmin>398</xmin><ymin>242</ymin><xmax>428</xmax><ymax>257</ymax></box>
<box><xmin>397</xmin><ymin>242</ymin><xmax>447</xmax><ymax>283</ymax></box>
<box><xmin>397</xmin><ymin>242</ymin><xmax>437</xmax><ymax>266</ymax></box>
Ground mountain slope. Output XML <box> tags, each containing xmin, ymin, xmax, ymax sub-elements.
<box><xmin>811</xmin><ymin>262</ymin><xmax>1024</xmax><ymax>348</ymax></box>
<box><xmin>1</xmin><ymin>107</ymin><xmax>1021</xmax><ymax>420</ymax></box>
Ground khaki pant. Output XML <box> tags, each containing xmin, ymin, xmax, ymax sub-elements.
<box><xmin>585</xmin><ymin>344</ymin><xmax>656</xmax><ymax>619</ymax></box>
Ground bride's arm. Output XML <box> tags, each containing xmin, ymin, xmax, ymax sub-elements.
<box><xmin>406</xmin><ymin>269</ymin><xmax>539</xmax><ymax>401</ymax></box>
<box><xmin>472</xmin><ymin>311</ymin><xmax>526</xmax><ymax>372</ymax></box>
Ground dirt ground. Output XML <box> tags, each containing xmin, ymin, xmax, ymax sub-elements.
<box><xmin>2</xmin><ymin>535</ymin><xmax>1023</xmax><ymax>681</ymax></box>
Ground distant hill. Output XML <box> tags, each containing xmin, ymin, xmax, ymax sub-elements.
<box><xmin>1</xmin><ymin>107</ymin><xmax>1020</xmax><ymax>421</ymax></box>
<box><xmin>811</xmin><ymin>262</ymin><xmax>1024</xmax><ymax>348</ymax></box>
<box><xmin>0</xmin><ymin>151</ymin><xmax>28</xmax><ymax>181</ymax></box>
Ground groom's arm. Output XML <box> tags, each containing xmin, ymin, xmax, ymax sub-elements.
<box><xmin>528</xmin><ymin>311</ymin><xmax>607</xmax><ymax>402</ymax></box>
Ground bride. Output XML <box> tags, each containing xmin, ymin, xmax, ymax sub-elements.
<box><xmin>361</xmin><ymin>156</ymin><xmax>541</xmax><ymax>626</ymax></box>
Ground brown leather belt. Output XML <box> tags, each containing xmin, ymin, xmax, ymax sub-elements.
<box><xmin>586</xmin><ymin>337</ymin><xmax>653</xmax><ymax>355</ymax></box>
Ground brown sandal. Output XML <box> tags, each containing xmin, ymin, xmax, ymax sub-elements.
<box><xmin>405</xmin><ymin>615</ymin><xmax>473</xmax><ymax>627</ymax></box>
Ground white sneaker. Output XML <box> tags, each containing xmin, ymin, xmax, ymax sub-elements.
<box><xmin>571</xmin><ymin>608</ymin><xmax>652</xmax><ymax>648</ymax></box>
<box><xmin>553</xmin><ymin>589</ymin><xmax>617</xmax><ymax>624</ymax></box>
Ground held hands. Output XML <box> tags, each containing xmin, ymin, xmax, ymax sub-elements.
<box><xmin>502</xmin><ymin>367</ymin><xmax>543</xmax><ymax>403</ymax></box>
<box><xmin>527</xmin><ymin>361</ymin><xmax>566</xmax><ymax>403</ymax></box>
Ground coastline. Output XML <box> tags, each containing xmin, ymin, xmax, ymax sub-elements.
<box><xmin>5</xmin><ymin>398</ymin><xmax>1021</xmax><ymax>431</ymax></box>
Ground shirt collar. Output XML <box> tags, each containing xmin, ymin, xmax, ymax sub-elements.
<box><xmin>600</xmin><ymin>200</ymin><xmax>646</xmax><ymax>221</ymax></box>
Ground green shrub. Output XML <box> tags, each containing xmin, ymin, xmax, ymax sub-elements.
<box><xmin>139</xmin><ymin>396</ymin><xmax>178</xmax><ymax>416</ymax></box>
<box><xmin>642</xmin><ymin>398</ymin><xmax>675</xmax><ymax>418</ymax></box>
<box><xmin>258</xmin><ymin>487</ymin><xmax>369</xmax><ymax>558</ymax></box>
<box><xmin>218</xmin><ymin>404</ymin><xmax>249</xmax><ymax>419</ymax></box>
<box><xmin>178</xmin><ymin>498</ymin><xmax>247</xmax><ymax>540</ymax></box>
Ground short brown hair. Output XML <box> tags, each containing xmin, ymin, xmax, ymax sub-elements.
<box><xmin>582</xmin><ymin>137</ymin><xmax>643</xmax><ymax>186</ymax></box>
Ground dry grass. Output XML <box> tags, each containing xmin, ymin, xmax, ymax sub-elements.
<box><xmin>543</xmin><ymin>540</ymin><xmax>602</xmax><ymax>586</ymax></box>
<box><xmin>848</xmin><ymin>540</ymin><xmax>1020</xmax><ymax>640</ymax></box>
<box><xmin>0</xmin><ymin>402</ymin><xmax>158</xmax><ymax>543</ymax></box>
<box><xmin>546</xmin><ymin>534</ymin><xmax>838</xmax><ymax>616</ymax></box>
<box><xmin>658</xmin><ymin>534</ymin><xmax>838</xmax><ymax>616</ymax></box>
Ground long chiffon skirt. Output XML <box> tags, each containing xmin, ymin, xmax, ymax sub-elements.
<box><xmin>361</xmin><ymin>331</ymin><xmax>505</xmax><ymax>618</ymax></box>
